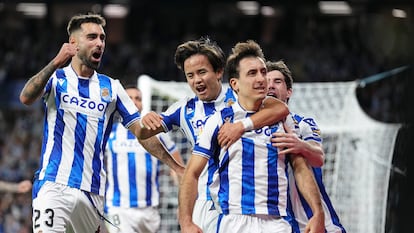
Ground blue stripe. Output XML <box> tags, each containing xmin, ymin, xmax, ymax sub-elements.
<box><xmin>145</xmin><ymin>152</ymin><xmax>153</xmax><ymax>206</ymax></box>
<box><xmin>314</xmin><ymin>167</ymin><xmax>346</xmax><ymax>232</ymax></box>
<box><xmin>267</xmin><ymin>142</ymin><xmax>279</xmax><ymax>215</ymax></box>
<box><xmin>91</xmin><ymin>74</ymin><xmax>113</xmax><ymax>193</ymax></box>
<box><xmin>109</xmin><ymin>125</ymin><xmax>120</xmax><ymax>206</ymax></box>
<box><xmin>129</xmin><ymin>152</ymin><xmax>138</xmax><ymax>207</ymax></box>
<box><xmin>216</xmin><ymin>213</ymin><xmax>223</xmax><ymax>233</ymax></box>
<box><xmin>68</xmin><ymin>78</ymin><xmax>89</xmax><ymax>188</ymax></box>
<box><xmin>241</xmin><ymin>137</ymin><xmax>255</xmax><ymax>214</ymax></box>
<box><xmin>44</xmin><ymin>69</ymin><xmax>66</xmax><ymax>180</ymax></box>
<box><xmin>206</xmin><ymin>126</ymin><xmax>221</xmax><ymax>200</ymax></box>
<box><xmin>203</xmin><ymin>102</ymin><xmax>215</xmax><ymax>116</ymax></box>
<box><xmin>185</xmin><ymin>98</ymin><xmax>196</xmax><ymax>143</ymax></box>
<box><xmin>69</xmin><ymin>112</ymin><xmax>86</xmax><ymax>188</ymax></box>
<box><xmin>218</xmin><ymin>150</ymin><xmax>230</xmax><ymax>214</ymax></box>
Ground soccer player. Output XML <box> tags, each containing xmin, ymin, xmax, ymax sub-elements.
<box><xmin>138</xmin><ymin>37</ymin><xmax>289</xmax><ymax>232</ymax></box>
<box><xmin>266</xmin><ymin>60</ymin><xmax>346</xmax><ymax>233</ymax></box>
<box><xmin>19</xmin><ymin>13</ymin><xmax>184</xmax><ymax>233</ymax></box>
<box><xmin>178</xmin><ymin>40</ymin><xmax>325</xmax><ymax>233</ymax></box>
<box><xmin>104</xmin><ymin>85</ymin><xmax>183</xmax><ymax>233</ymax></box>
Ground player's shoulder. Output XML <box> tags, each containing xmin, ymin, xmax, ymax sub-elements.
<box><xmin>163</xmin><ymin>96</ymin><xmax>193</xmax><ymax>115</ymax></box>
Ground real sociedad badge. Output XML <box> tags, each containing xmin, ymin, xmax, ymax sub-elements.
<box><xmin>101</xmin><ymin>88</ymin><xmax>111</xmax><ymax>102</ymax></box>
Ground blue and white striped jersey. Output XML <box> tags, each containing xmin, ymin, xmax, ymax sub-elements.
<box><xmin>286</xmin><ymin>113</ymin><xmax>346</xmax><ymax>233</ymax></box>
<box><xmin>160</xmin><ymin>87</ymin><xmax>236</xmax><ymax>201</ymax></box>
<box><xmin>105</xmin><ymin>123</ymin><xmax>178</xmax><ymax>209</ymax></box>
<box><xmin>193</xmin><ymin>101</ymin><xmax>289</xmax><ymax>216</ymax></box>
<box><xmin>35</xmin><ymin>65</ymin><xmax>140</xmax><ymax>196</ymax></box>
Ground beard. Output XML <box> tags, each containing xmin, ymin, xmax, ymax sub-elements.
<box><xmin>78</xmin><ymin>51</ymin><xmax>100</xmax><ymax>70</ymax></box>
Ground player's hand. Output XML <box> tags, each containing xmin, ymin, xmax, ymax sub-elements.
<box><xmin>17</xmin><ymin>180</ymin><xmax>32</xmax><ymax>193</ymax></box>
<box><xmin>304</xmin><ymin>211</ymin><xmax>325</xmax><ymax>233</ymax></box>
<box><xmin>180</xmin><ymin>222</ymin><xmax>203</xmax><ymax>233</ymax></box>
<box><xmin>271</xmin><ymin>121</ymin><xmax>302</xmax><ymax>155</ymax></box>
<box><xmin>141</xmin><ymin>111</ymin><xmax>163</xmax><ymax>130</ymax></box>
<box><xmin>218</xmin><ymin>121</ymin><xmax>244</xmax><ymax>149</ymax></box>
<box><xmin>53</xmin><ymin>43</ymin><xmax>77</xmax><ymax>68</ymax></box>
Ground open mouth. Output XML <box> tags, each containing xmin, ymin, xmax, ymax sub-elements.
<box><xmin>267</xmin><ymin>91</ymin><xmax>277</xmax><ymax>97</ymax></box>
<box><xmin>196</xmin><ymin>85</ymin><xmax>206</xmax><ymax>93</ymax></box>
<box><xmin>92</xmin><ymin>52</ymin><xmax>102</xmax><ymax>59</ymax></box>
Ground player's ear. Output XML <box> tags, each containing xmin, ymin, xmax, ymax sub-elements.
<box><xmin>69</xmin><ymin>35</ymin><xmax>77</xmax><ymax>45</ymax></box>
<box><xmin>229</xmin><ymin>77</ymin><xmax>239</xmax><ymax>93</ymax></box>
<box><xmin>286</xmin><ymin>88</ymin><xmax>293</xmax><ymax>99</ymax></box>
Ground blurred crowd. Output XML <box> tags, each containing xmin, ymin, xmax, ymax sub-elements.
<box><xmin>0</xmin><ymin>2</ymin><xmax>412</xmax><ymax>232</ymax></box>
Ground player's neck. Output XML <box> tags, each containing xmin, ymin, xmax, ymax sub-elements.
<box><xmin>238</xmin><ymin>97</ymin><xmax>262</xmax><ymax>112</ymax></box>
<box><xmin>71</xmin><ymin>60</ymin><xmax>94</xmax><ymax>78</ymax></box>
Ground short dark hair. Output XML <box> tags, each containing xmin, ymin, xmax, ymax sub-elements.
<box><xmin>67</xmin><ymin>13</ymin><xmax>106</xmax><ymax>36</ymax></box>
<box><xmin>266</xmin><ymin>60</ymin><xmax>293</xmax><ymax>89</ymax></box>
<box><xmin>174</xmin><ymin>36</ymin><xmax>226</xmax><ymax>74</ymax></box>
<box><xmin>225</xmin><ymin>40</ymin><xmax>265</xmax><ymax>82</ymax></box>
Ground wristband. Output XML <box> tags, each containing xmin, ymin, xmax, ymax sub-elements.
<box><xmin>241</xmin><ymin>117</ymin><xmax>254</xmax><ymax>132</ymax></box>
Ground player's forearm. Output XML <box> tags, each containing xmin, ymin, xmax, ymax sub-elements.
<box><xmin>138</xmin><ymin>136</ymin><xmax>185</xmax><ymax>174</ymax></box>
<box><xmin>292</xmin><ymin>155</ymin><xmax>324</xmax><ymax>216</ymax></box>
<box><xmin>252</xmin><ymin>96</ymin><xmax>289</xmax><ymax>128</ymax></box>
<box><xmin>20</xmin><ymin>61</ymin><xmax>56</xmax><ymax>105</ymax></box>
<box><xmin>178</xmin><ymin>175</ymin><xmax>198</xmax><ymax>226</ymax></box>
<box><xmin>301</xmin><ymin>141</ymin><xmax>325</xmax><ymax>167</ymax></box>
<box><xmin>0</xmin><ymin>181</ymin><xmax>19</xmax><ymax>193</ymax></box>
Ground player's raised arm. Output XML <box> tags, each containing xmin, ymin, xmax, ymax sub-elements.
<box><xmin>20</xmin><ymin>43</ymin><xmax>77</xmax><ymax>105</ymax></box>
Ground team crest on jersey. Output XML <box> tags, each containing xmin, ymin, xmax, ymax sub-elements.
<box><xmin>186</xmin><ymin>106</ymin><xmax>194</xmax><ymax>114</ymax></box>
<box><xmin>101</xmin><ymin>88</ymin><xmax>111</xmax><ymax>102</ymax></box>
<box><xmin>226</xmin><ymin>98</ymin><xmax>235</xmax><ymax>107</ymax></box>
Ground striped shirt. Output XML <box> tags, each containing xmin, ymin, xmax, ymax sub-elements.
<box><xmin>161</xmin><ymin>87</ymin><xmax>236</xmax><ymax>201</ymax></box>
<box><xmin>286</xmin><ymin>113</ymin><xmax>346</xmax><ymax>233</ymax></box>
<box><xmin>193</xmin><ymin>101</ymin><xmax>289</xmax><ymax>216</ymax></box>
<box><xmin>105</xmin><ymin>123</ymin><xmax>178</xmax><ymax>209</ymax></box>
<box><xmin>35</xmin><ymin>65</ymin><xmax>139</xmax><ymax>196</ymax></box>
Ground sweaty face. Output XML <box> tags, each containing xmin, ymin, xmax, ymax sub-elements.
<box><xmin>183</xmin><ymin>54</ymin><xmax>222</xmax><ymax>102</ymax></box>
<box><xmin>266</xmin><ymin>70</ymin><xmax>291</xmax><ymax>103</ymax></box>
<box><xmin>75</xmin><ymin>22</ymin><xmax>106</xmax><ymax>70</ymax></box>
<box><xmin>231</xmin><ymin>57</ymin><xmax>267</xmax><ymax>110</ymax></box>
<box><xmin>126</xmin><ymin>88</ymin><xmax>143</xmax><ymax>112</ymax></box>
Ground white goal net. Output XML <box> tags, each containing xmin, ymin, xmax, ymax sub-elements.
<box><xmin>138</xmin><ymin>74</ymin><xmax>401</xmax><ymax>233</ymax></box>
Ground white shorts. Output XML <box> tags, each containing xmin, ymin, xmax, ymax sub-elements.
<box><xmin>217</xmin><ymin>214</ymin><xmax>291</xmax><ymax>233</ymax></box>
<box><xmin>192</xmin><ymin>199</ymin><xmax>220</xmax><ymax>233</ymax></box>
<box><xmin>32</xmin><ymin>181</ymin><xmax>103</xmax><ymax>233</ymax></box>
<box><xmin>104</xmin><ymin>206</ymin><xmax>160</xmax><ymax>233</ymax></box>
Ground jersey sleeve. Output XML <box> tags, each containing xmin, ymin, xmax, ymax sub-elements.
<box><xmin>160</xmin><ymin>97</ymin><xmax>189</xmax><ymax>132</ymax></box>
<box><xmin>192</xmin><ymin>113</ymin><xmax>221</xmax><ymax>160</ymax></box>
<box><xmin>113</xmin><ymin>80</ymin><xmax>140</xmax><ymax>128</ymax></box>
<box><xmin>156</xmin><ymin>132</ymin><xmax>178</xmax><ymax>154</ymax></box>
<box><xmin>299</xmin><ymin>117</ymin><xmax>322</xmax><ymax>143</ymax></box>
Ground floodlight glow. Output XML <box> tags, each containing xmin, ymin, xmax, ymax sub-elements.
<box><xmin>103</xmin><ymin>4</ymin><xmax>129</xmax><ymax>18</ymax></box>
<box><xmin>16</xmin><ymin>3</ymin><xmax>47</xmax><ymax>18</ymax></box>
<box><xmin>392</xmin><ymin>9</ymin><xmax>407</xmax><ymax>18</ymax></box>
<box><xmin>237</xmin><ymin>1</ymin><xmax>260</xmax><ymax>15</ymax></box>
<box><xmin>319</xmin><ymin>1</ymin><xmax>351</xmax><ymax>15</ymax></box>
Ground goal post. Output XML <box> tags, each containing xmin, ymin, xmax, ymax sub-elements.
<box><xmin>138</xmin><ymin>75</ymin><xmax>401</xmax><ymax>233</ymax></box>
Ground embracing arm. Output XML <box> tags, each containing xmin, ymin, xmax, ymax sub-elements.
<box><xmin>20</xmin><ymin>43</ymin><xmax>76</xmax><ymax>105</ymax></box>
<box><xmin>272</xmin><ymin>122</ymin><xmax>324</xmax><ymax>167</ymax></box>
<box><xmin>136</xmin><ymin>111</ymin><xmax>165</xmax><ymax>139</ymax></box>
<box><xmin>218</xmin><ymin>96</ymin><xmax>289</xmax><ymax>148</ymax></box>
<box><xmin>178</xmin><ymin>155</ymin><xmax>207</xmax><ymax>233</ymax></box>
<box><xmin>130</xmin><ymin>122</ymin><xmax>185</xmax><ymax>176</ymax></box>
<box><xmin>291</xmin><ymin>155</ymin><xmax>325</xmax><ymax>233</ymax></box>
